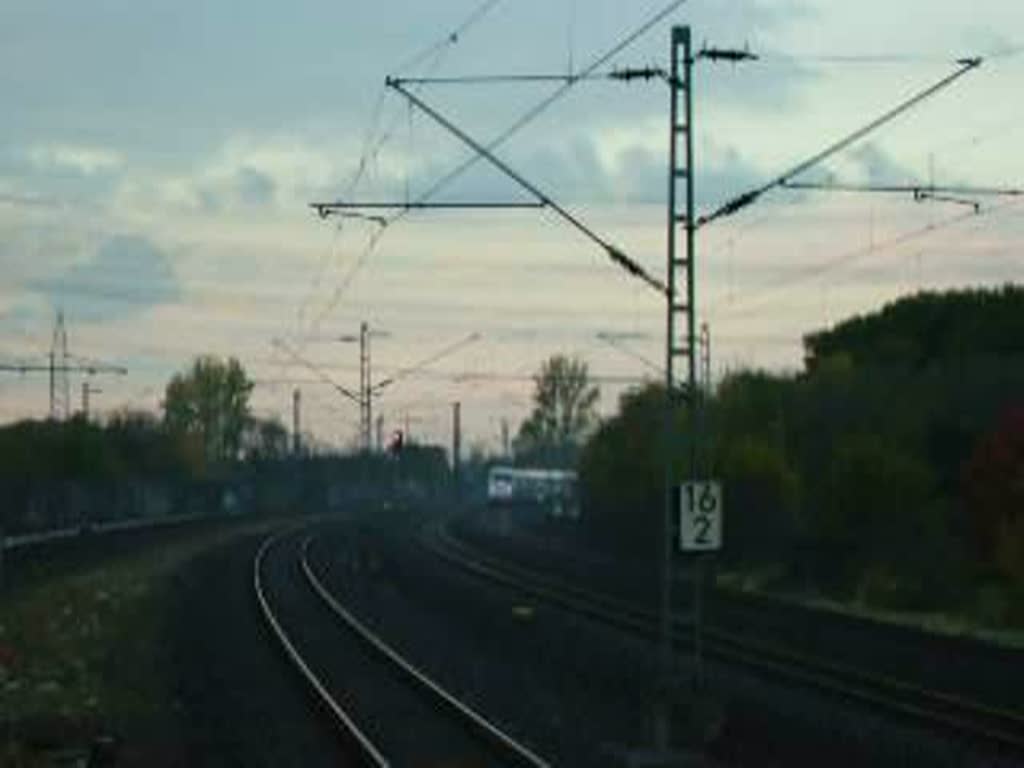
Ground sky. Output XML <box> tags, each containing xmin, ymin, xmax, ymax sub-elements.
<box><xmin>1</xmin><ymin>0</ymin><xmax>1022</xmax><ymax>452</ymax></box>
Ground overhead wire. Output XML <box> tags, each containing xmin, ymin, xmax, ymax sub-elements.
<box><xmin>702</xmin><ymin>84</ymin><xmax>1019</xmax><ymax>269</ymax></box>
<box><xmin>302</xmin><ymin>20</ymin><xmax>484</xmax><ymax>340</ymax></box>
<box><xmin>757</xmin><ymin>52</ymin><xmax>971</xmax><ymax>66</ymax></box>
<box><xmin>386</xmin><ymin>0</ymin><xmax>687</xmax><ymax>227</ymax></box>
<box><xmin>596</xmin><ymin>332</ymin><xmax>664</xmax><ymax>375</ymax></box>
<box><xmin>697</xmin><ymin>57</ymin><xmax>983</xmax><ymax>228</ymax></box>
<box><xmin>385</xmin><ymin>69</ymin><xmax>661</xmax><ymax>85</ymax></box>
<box><xmin>780</xmin><ymin>181</ymin><xmax>1023</xmax><ymax>197</ymax></box>
<box><xmin>271</xmin><ymin>338</ymin><xmax>362</xmax><ymax>405</ymax></box>
<box><xmin>388</xmin><ymin>79</ymin><xmax>667</xmax><ymax>293</ymax></box>
<box><xmin>373</xmin><ymin>332</ymin><xmax>481</xmax><ymax>391</ymax></box>
<box><xmin>306</xmin><ymin>0</ymin><xmax>688</xmax><ymax>333</ymax></box>
<box><xmin>391</xmin><ymin>0</ymin><xmax>506</xmax><ymax>76</ymax></box>
<box><xmin>711</xmin><ymin>195</ymin><xmax>1024</xmax><ymax>320</ymax></box>
<box><xmin>298</xmin><ymin>80</ymin><xmax>432</xmax><ymax>336</ymax></box>
<box><xmin>298</xmin><ymin>0</ymin><xmax>507</xmax><ymax>341</ymax></box>
<box><xmin>753</xmin><ymin>43</ymin><xmax>1021</xmax><ymax>70</ymax></box>
<box><xmin>712</xmin><ymin>211</ymin><xmax>974</xmax><ymax>319</ymax></box>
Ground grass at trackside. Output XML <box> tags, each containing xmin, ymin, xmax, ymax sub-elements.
<box><xmin>0</xmin><ymin>517</ymin><xmax>280</xmax><ymax>764</ymax></box>
<box><xmin>714</xmin><ymin>567</ymin><xmax>1024</xmax><ymax>651</ymax></box>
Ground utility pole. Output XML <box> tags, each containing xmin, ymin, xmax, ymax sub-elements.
<box><xmin>376</xmin><ymin>414</ymin><xmax>384</xmax><ymax>453</ymax></box>
<box><xmin>332</xmin><ymin>321</ymin><xmax>381</xmax><ymax>452</ymax></box>
<box><xmin>360</xmin><ymin>321</ymin><xmax>371</xmax><ymax>453</ymax></box>
<box><xmin>3</xmin><ymin>314</ymin><xmax>127</xmax><ymax>420</ymax></box>
<box><xmin>699</xmin><ymin>323</ymin><xmax>711</xmax><ymax>395</ymax></box>
<box><xmin>452</xmin><ymin>401</ymin><xmax>462</xmax><ymax>499</ymax></box>
<box><xmin>350</xmin><ymin>321</ymin><xmax>392</xmax><ymax>452</ymax></box>
<box><xmin>699</xmin><ymin>322</ymin><xmax>712</xmax><ymax>475</ymax></box>
<box><xmin>292</xmin><ymin>388</ymin><xmax>302</xmax><ymax>456</ymax></box>
<box><xmin>81</xmin><ymin>381</ymin><xmax>102</xmax><ymax>420</ymax></box>
<box><xmin>659</xmin><ymin>26</ymin><xmax>761</xmax><ymax>753</ymax></box>
<box><xmin>51</xmin><ymin>311</ymin><xmax>69</xmax><ymax>420</ymax></box>
<box><xmin>49</xmin><ymin>350</ymin><xmax>55</xmax><ymax>419</ymax></box>
<box><xmin>657</xmin><ymin>25</ymin><xmax>696</xmax><ymax>749</ymax></box>
<box><xmin>323</xmin><ymin>326</ymin><xmax>474</xmax><ymax>452</ymax></box>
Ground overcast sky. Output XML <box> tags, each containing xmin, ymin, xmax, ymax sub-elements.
<box><xmin>1</xmin><ymin>0</ymin><xmax>1022</xmax><ymax>451</ymax></box>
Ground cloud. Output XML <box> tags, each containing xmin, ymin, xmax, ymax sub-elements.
<box><xmin>0</xmin><ymin>143</ymin><xmax>125</xmax><ymax>210</ymax></box>
<box><xmin>112</xmin><ymin>135</ymin><xmax>327</xmax><ymax>214</ymax></box>
<box><xmin>0</xmin><ymin>191</ymin><xmax>63</xmax><ymax>210</ymax></box>
<box><xmin>114</xmin><ymin>163</ymin><xmax>280</xmax><ymax>215</ymax></box>
<box><xmin>27</xmin><ymin>144</ymin><xmax>124</xmax><ymax>175</ymax></box>
<box><xmin>847</xmin><ymin>143</ymin><xmax>920</xmax><ymax>185</ymax></box>
<box><xmin>611</xmin><ymin>140</ymin><xmax>767</xmax><ymax>207</ymax></box>
<box><xmin>194</xmin><ymin>166</ymin><xmax>278</xmax><ymax>213</ymax></box>
<box><xmin>30</xmin><ymin>235</ymin><xmax>182</xmax><ymax>322</ymax></box>
<box><xmin>362</xmin><ymin>129</ymin><xmax>766</xmax><ymax>210</ymax></box>
<box><xmin>235</xmin><ymin>167</ymin><xmax>276</xmax><ymax>206</ymax></box>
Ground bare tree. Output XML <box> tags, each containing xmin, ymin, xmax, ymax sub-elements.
<box><xmin>514</xmin><ymin>354</ymin><xmax>599</xmax><ymax>467</ymax></box>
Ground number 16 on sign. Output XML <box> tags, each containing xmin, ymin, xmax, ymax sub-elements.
<box><xmin>679</xmin><ymin>481</ymin><xmax>723</xmax><ymax>551</ymax></box>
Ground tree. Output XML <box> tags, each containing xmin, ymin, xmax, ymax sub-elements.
<box><xmin>718</xmin><ymin>433</ymin><xmax>801</xmax><ymax>564</ymax></box>
<box><xmin>244</xmin><ymin>417</ymin><xmax>290</xmax><ymax>461</ymax></box>
<box><xmin>164</xmin><ymin>356</ymin><xmax>253</xmax><ymax>465</ymax></box>
<box><xmin>514</xmin><ymin>354</ymin><xmax>600</xmax><ymax>467</ymax></box>
<box><xmin>962</xmin><ymin>406</ymin><xmax>1024</xmax><ymax>588</ymax></box>
<box><xmin>578</xmin><ymin>383</ymin><xmax>673</xmax><ymax>553</ymax></box>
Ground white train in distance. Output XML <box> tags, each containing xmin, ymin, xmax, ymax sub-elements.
<box><xmin>486</xmin><ymin>465</ymin><xmax>580</xmax><ymax>519</ymax></box>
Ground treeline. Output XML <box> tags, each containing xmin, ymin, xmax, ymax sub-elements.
<box><xmin>0</xmin><ymin>412</ymin><xmax>199</xmax><ymax>484</ymax></box>
<box><xmin>0</xmin><ymin>354</ymin><xmax>295</xmax><ymax>535</ymax></box>
<box><xmin>0</xmin><ymin>409</ymin><xmax>295</xmax><ymax>486</ymax></box>
<box><xmin>805</xmin><ymin>285</ymin><xmax>1024</xmax><ymax>371</ymax></box>
<box><xmin>580</xmin><ymin>286</ymin><xmax>1024</xmax><ymax>625</ymax></box>
<box><xmin>0</xmin><ymin>413</ymin><xmax>215</xmax><ymax>535</ymax></box>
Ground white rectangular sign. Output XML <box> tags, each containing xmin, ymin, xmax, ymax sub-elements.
<box><xmin>679</xmin><ymin>481</ymin><xmax>723</xmax><ymax>552</ymax></box>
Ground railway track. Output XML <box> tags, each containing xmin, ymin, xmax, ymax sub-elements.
<box><xmin>254</xmin><ymin>523</ymin><xmax>551</xmax><ymax>768</ymax></box>
<box><xmin>425</xmin><ymin>519</ymin><xmax>1024</xmax><ymax>760</ymax></box>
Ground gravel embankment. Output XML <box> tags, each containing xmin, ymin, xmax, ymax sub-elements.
<box><xmin>2</xmin><ymin>517</ymin><xmax>355</xmax><ymax>766</ymax></box>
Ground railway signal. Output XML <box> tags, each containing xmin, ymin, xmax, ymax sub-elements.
<box><xmin>387</xmin><ymin>429</ymin><xmax>404</xmax><ymax>455</ymax></box>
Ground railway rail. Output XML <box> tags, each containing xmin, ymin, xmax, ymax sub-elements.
<box><xmin>254</xmin><ymin>523</ymin><xmax>551</xmax><ymax>768</ymax></box>
<box><xmin>426</xmin><ymin>519</ymin><xmax>1024</xmax><ymax>759</ymax></box>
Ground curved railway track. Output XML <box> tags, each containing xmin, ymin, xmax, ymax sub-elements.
<box><xmin>254</xmin><ymin>523</ymin><xmax>551</xmax><ymax>768</ymax></box>
<box><xmin>425</xmin><ymin>519</ymin><xmax>1024</xmax><ymax>760</ymax></box>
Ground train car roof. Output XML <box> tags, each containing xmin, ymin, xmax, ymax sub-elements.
<box><xmin>487</xmin><ymin>465</ymin><xmax>577</xmax><ymax>481</ymax></box>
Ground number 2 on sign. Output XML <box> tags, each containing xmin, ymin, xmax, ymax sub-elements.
<box><xmin>693</xmin><ymin>513</ymin><xmax>711</xmax><ymax>544</ymax></box>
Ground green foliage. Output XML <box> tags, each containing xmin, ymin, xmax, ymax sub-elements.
<box><xmin>0</xmin><ymin>411</ymin><xmax>202</xmax><ymax>534</ymax></box>
<box><xmin>717</xmin><ymin>432</ymin><xmax>801</xmax><ymax>563</ymax></box>
<box><xmin>514</xmin><ymin>354</ymin><xmax>599</xmax><ymax>468</ymax></box>
<box><xmin>971</xmin><ymin>582</ymin><xmax>1024</xmax><ymax>627</ymax></box>
<box><xmin>578</xmin><ymin>285</ymin><xmax>1024</xmax><ymax>620</ymax></box>
<box><xmin>804</xmin><ymin>284</ymin><xmax>1024</xmax><ymax>372</ymax></box>
<box><xmin>164</xmin><ymin>356</ymin><xmax>253</xmax><ymax>466</ymax></box>
<box><xmin>962</xmin><ymin>406</ymin><xmax>1024</xmax><ymax>588</ymax></box>
<box><xmin>816</xmin><ymin>433</ymin><xmax>951</xmax><ymax>599</ymax></box>
<box><xmin>395</xmin><ymin>443</ymin><xmax>451</xmax><ymax>497</ymax></box>
<box><xmin>578</xmin><ymin>384</ymin><xmax>674</xmax><ymax>552</ymax></box>
<box><xmin>0</xmin><ymin>414</ymin><xmax>190</xmax><ymax>485</ymax></box>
